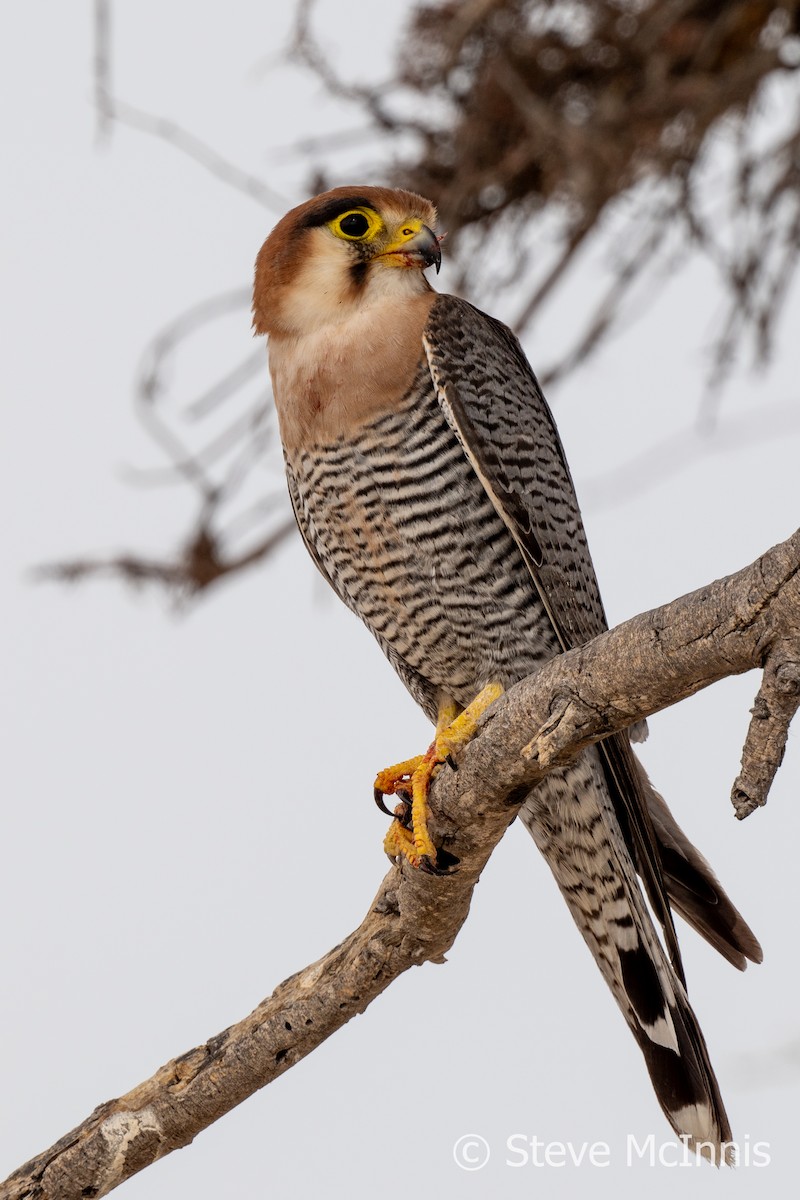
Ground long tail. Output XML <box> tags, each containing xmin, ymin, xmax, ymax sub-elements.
<box><xmin>521</xmin><ymin>748</ymin><xmax>734</xmax><ymax>1161</ymax></box>
<box><xmin>642</xmin><ymin>772</ymin><xmax>762</xmax><ymax>970</ymax></box>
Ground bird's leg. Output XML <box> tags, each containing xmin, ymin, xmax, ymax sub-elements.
<box><xmin>375</xmin><ymin>683</ymin><xmax>504</xmax><ymax>870</ymax></box>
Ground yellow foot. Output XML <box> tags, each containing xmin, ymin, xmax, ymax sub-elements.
<box><xmin>375</xmin><ymin>683</ymin><xmax>504</xmax><ymax>870</ymax></box>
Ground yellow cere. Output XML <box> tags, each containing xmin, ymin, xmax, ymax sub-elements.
<box><xmin>381</xmin><ymin>217</ymin><xmax>425</xmax><ymax>255</ymax></box>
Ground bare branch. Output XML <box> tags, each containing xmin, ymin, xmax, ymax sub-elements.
<box><xmin>289</xmin><ymin>0</ymin><xmax>422</xmax><ymax>134</ymax></box>
<box><xmin>732</xmin><ymin>641</ymin><xmax>800</xmax><ymax>818</ymax></box>
<box><xmin>5</xmin><ymin>530</ymin><xmax>799</xmax><ymax>1199</ymax></box>
<box><xmin>512</xmin><ymin>218</ymin><xmax>595</xmax><ymax>336</ymax></box>
<box><xmin>36</xmin><ymin>517</ymin><xmax>296</xmax><ymax>600</ymax></box>
<box><xmin>137</xmin><ymin>290</ymin><xmax>253</xmax><ymax>402</ymax></box>
<box><xmin>537</xmin><ymin>209</ymin><xmax>672</xmax><ymax>386</ymax></box>
<box><xmin>98</xmin><ymin>96</ymin><xmax>289</xmax><ymax>212</ymax></box>
<box><xmin>93</xmin><ymin>0</ymin><xmax>112</xmax><ymax>146</ymax></box>
<box><xmin>42</xmin><ymin>280</ymin><xmax>288</xmax><ymax>595</ymax></box>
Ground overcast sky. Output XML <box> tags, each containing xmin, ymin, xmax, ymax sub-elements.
<box><xmin>2</xmin><ymin>4</ymin><xmax>799</xmax><ymax>1198</ymax></box>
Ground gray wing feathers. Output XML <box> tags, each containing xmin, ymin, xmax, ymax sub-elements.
<box><xmin>424</xmin><ymin>293</ymin><xmax>684</xmax><ymax>974</ymax></box>
<box><xmin>423</xmin><ymin>293</ymin><xmax>761</xmax><ymax>971</ymax></box>
<box><xmin>424</xmin><ymin>296</ymin><xmax>607</xmax><ymax>651</ymax></box>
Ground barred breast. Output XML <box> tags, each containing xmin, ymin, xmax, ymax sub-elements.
<box><xmin>286</xmin><ymin>357</ymin><xmax>654</xmax><ymax>1033</ymax></box>
<box><xmin>284</xmin><ymin>362</ymin><xmax>559</xmax><ymax>721</ymax></box>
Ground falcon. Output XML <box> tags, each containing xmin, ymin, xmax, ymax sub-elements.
<box><xmin>253</xmin><ymin>185</ymin><xmax>761</xmax><ymax>1159</ymax></box>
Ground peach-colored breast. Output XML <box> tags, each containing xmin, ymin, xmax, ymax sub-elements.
<box><xmin>268</xmin><ymin>292</ymin><xmax>436</xmax><ymax>454</ymax></box>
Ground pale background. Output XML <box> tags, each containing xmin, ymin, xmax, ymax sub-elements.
<box><xmin>2</xmin><ymin>3</ymin><xmax>799</xmax><ymax>1197</ymax></box>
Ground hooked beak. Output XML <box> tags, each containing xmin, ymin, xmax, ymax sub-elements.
<box><xmin>378</xmin><ymin>224</ymin><xmax>442</xmax><ymax>274</ymax></box>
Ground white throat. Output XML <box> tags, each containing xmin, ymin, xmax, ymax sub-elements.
<box><xmin>277</xmin><ymin>227</ymin><xmax>431</xmax><ymax>337</ymax></box>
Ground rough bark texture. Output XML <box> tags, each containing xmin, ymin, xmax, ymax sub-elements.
<box><xmin>4</xmin><ymin>530</ymin><xmax>799</xmax><ymax>1200</ymax></box>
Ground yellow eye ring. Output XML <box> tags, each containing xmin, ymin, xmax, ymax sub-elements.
<box><xmin>329</xmin><ymin>207</ymin><xmax>382</xmax><ymax>242</ymax></box>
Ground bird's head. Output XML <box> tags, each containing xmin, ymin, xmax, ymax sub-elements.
<box><xmin>253</xmin><ymin>186</ymin><xmax>441</xmax><ymax>337</ymax></box>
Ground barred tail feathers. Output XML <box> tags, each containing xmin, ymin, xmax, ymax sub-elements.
<box><xmin>521</xmin><ymin>753</ymin><xmax>733</xmax><ymax>1163</ymax></box>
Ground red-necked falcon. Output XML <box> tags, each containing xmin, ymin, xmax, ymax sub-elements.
<box><xmin>253</xmin><ymin>185</ymin><xmax>761</xmax><ymax>1160</ymax></box>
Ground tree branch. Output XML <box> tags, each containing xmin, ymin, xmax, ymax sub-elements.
<box><xmin>36</xmin><ymin>517</ymin><xmax>296</xmax><ymax>600</ymax></box>
<box><xmin>4</xmin><ymin>531</ymin><xmax>799</xmax><ymax>1200</ymax></box>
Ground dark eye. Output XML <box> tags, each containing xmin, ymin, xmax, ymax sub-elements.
<box><xmin>339</xmin><ymin>212</ymin><xmax>370</xmax><ymax>237</ymax></box>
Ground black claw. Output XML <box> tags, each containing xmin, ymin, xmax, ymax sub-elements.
<box><xmin>445</xmin><ymin>753</ymin><xmax>458</xmax><ymax>772</ymax></box>
<box><xmin>418</xmin><ymin>854</ymin><xmax>445</xmax><ymax>876</ymax></box>
<box><xmin>417</xmin><ymin>848</ymin><xmax>459</xmax><ymax>876</ymax></box>
<box><xmin>373</xmin><ymin>787</ymin><xmax>395</xmax><ymax>817</ymax></box>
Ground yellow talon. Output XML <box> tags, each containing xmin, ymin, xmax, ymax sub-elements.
<box><xmin>436</xmin><ymin>682</ymin><xmax>504</xmax><ymax>758</ymax></box>
<box><xmin>376</xmin><ymin>682</ymin><xmax>504</xmax><ymax>869</ymax></box>
<box><xmin>374</xmin><ymin>756</ymin><xmax>425</xmax><ymax>799</ymax></box>
<box><xmin>383</xmin><ymin>813</ymin><xmax>417</xmax><ymax>860</ymax></box>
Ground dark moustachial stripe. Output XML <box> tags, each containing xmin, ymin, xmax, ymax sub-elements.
<box><xmin>349</xmin><ymin>259</ymin><xmax>369</xmax><ymax>288</ymax></box>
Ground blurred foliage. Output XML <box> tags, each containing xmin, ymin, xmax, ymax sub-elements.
<box><xmin>301</xmin><ymin>0</ymin><xmax>800</xmax><ymax>380</ymax></box>
<box><xmin>401</xmin><ymin>0</ymin><xmax>798</xmax><ymax>233</ymax></box>
<box><xmin>51</xmin><ymin>0</ymin><xmax>800</xmax><ymax>596</ymax></box>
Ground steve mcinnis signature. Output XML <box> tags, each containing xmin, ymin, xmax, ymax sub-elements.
<box><xmin>452</xmin><ymin>1132</ymin><xmax>772</xmax><ymax>1170</ymax></box>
